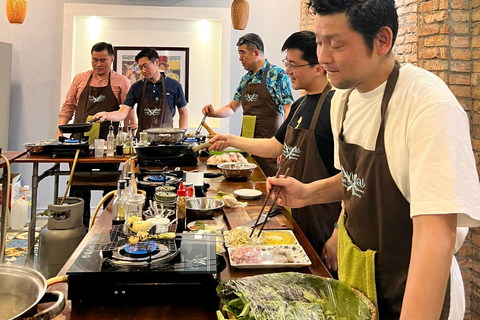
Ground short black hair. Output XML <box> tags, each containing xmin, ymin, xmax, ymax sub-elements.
<box><xmin>281</xmin><ymin>31</ymin><xmax>318</xmax><ymax>65</ymax></box>
<box><xmin>135</xmin><ymin>48</ymin><xmax>159</xmax><ymax>63</ymax></box>
<box><xmin>236</xmin><ymin>33</ymin><xmax>264</xmax><ymax>55</ymax></box>
<box><xmin>91</xmin><ymin>42</ymin><xmax>114</xmax><ymax>56</ymax></box>
<box><xmin>307</xmin><ymin>0</ymin><xmax>398</xmax><ymax>53</ymax></box>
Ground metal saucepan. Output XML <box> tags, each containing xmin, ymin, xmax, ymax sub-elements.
<box><xmin>58</xmin><ymin>118</ymin><xmax>100</xmax><ymax>134</ymax></box>
<box><xmin>0</xmin><ymin>265</ymin><xmax>65</xmax><ymax>320</ymax></box>
<box><xmin>146</xmin><ymin>128</ymin><xmax>187</xmax><ymax>144</ymax></box>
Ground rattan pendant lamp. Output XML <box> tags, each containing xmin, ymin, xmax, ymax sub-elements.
<box><xmin>231</xmin><ymin>0</ymin><xmax>249</xmax><ymax>30</ymax></box>
<box><xmin>6</xmin><ymin>0</ymin><xmax>27</xmax><ymax>24</ymax></box>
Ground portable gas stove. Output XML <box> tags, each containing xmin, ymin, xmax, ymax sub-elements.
<box><xmin>66</xmin><ymin>225</ymin><xmax>219</xmax><ymax>308</ymax></box>
<box><xmin>136</xmin><ymin>144</ymin><xmax>199</xmax><ymax>167</ymax></box>
<box><xmin>43</xmin><ymin>136</ymin><xmax>91</xmax><ymax>158</ymax></box>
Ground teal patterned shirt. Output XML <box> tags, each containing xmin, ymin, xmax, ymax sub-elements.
<box><xmin>233</xmin><ymin>60</ymin><xmax>293</xmax><ymax>117</ymax></box>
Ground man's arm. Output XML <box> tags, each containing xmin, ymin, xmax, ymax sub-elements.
<box><xmin>178</xmin><ymin>107</ymin><xmax>188</xmax><ymax>129</ymax></box>
<box><xmin>208</xmin><ymin>134</ymin><xmax>283</xmax><ymax>158</ymax></box>
<box><xmin>267</xmin><ymin>173</ymin><xmax>343</xmax><ymax>208</ymax></box>
<box><xmin>400</xmin><ymin>214</ymin><xmax>456</xmax><ymax>320</ymax></box>
<box><xmin>202</xmin><ymin>100</ymin><xmax>241</xmax><ymax>118</ymax></box>
<box><xmin>94</xmin><ymin>104</ymin><xmax>132</xmax><ymax>123</ymax></box>
<box><xmin>282</xmin><ymin>103</ymin><xmax>292</xmax><ymax>120</ymax></box>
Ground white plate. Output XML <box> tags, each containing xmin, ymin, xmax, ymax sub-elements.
<box><xmin>187</xmin><ymin>219</ymin><xmax>224</xmax><ymax>231</ymax></box>
<box><xmin>234</xmin><ymin>189</ymin><xmax>262</xmax><ymax>199</ymax></box>
<box><xmin>228</xmin><ymin>245</ymin><xmax>311</xmax><ymax>269</ymax></box>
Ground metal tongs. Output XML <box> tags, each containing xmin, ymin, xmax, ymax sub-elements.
<box><xmin>249</xmin><ymin>167</ymin><xmax>290</xmax><ymax>238</ymax></box>
<box><xmin>195</xmin><ymin>114</ymin><xmax>207</xmax><ymax>136</ymax></box>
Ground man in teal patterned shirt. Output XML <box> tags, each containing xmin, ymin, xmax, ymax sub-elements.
<box><xmin>202</xmin><ymin>33</ymin><xmax>293</xmax><ymax>176</ymax></box>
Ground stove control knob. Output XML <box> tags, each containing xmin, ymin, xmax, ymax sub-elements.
<box><xmin>122</xmin><ymin>291</ymin><xmax>126</xmax><ymax>295</ymax></box>
<box><xmin>114</xmin><ymin>291</ymin><xmax>118</xmax><ymax>295</ymax></box>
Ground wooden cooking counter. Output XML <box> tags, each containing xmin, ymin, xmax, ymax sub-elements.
<box><xmin>47</xmin><ymin>156</ymin><xmax>330</xmax><ymax>319</ymax></box>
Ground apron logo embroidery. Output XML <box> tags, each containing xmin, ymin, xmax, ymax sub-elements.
<box><xmin>341</xmin><ymin>166</ymin><xmax>366</xmax><ymax>198</ymax></box>
<box><xmin>144</xmin><ymin>108</ymin><xmax>161</xmax><ymax>116</ymax></box>
<box><xmin>88</xmin><ymin>95</ymin><xmax>106</xmax><ymax>103</ymax></box>
<box><xmin>245</xmin><ymin>93</ymin><xmax>259</xmax><ymax>102</ymax></box>
<box><xmin>282</xmin><ymin>144</ymin><xmax>301</xmax><ymax>160</ymax></box>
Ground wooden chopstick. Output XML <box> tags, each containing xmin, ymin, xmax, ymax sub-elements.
<box><xmin>249</xmin><ymin>167</ymin><xmax>282</xmax><ymax>238</ymax></box>
<box><xmin>256</xmin><ymin>167</ymin><xmax>290</xmax><ymax>237</ymax></box>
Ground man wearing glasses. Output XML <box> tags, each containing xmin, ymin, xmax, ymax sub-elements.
<box><xmin>95</xmin><ymin>48</ymin><xmax>188</xmax><ymax>133</ymax></box>
<box><xmin>58</xmin><ymin>42</ymin><xmax>136</xmax><ymax>228</ymax></box>
<box><xmin>202</xmin><ymin>33</ymin><xmax>293</xmax><ymax>177</ymax></box>
<box><xmin>207</xmin><ymin>31</ymin><xmax>340</xmax><ymax>266</ymax></box>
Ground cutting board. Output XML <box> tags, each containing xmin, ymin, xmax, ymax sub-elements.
<box><xmin>223</xmin><ymin>206</ymin><xmax>292</xmax><ymax>230</ymax></box>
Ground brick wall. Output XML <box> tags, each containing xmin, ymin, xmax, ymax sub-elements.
<box><xmin>301</xmin><ymin>0</ymin><xmax>480</xmax><ymax>318</ymax></box>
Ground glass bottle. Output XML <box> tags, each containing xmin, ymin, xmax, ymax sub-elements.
<box><xmin>106</xmin><ymin>124</ymin><xmax>115</xmax><ymax>157</ymax></box>
<box><xmin>124</xmin><ymin>126</ymin><xmax>133</xmax><ymax>155</ymax></box>
<box><xmin>124</xmin><ymin>177</ymin><xmax>133</xmax><ymax>199</ymax></box>
<box><xmin>176</xmin><ymin>182</ymin><xmax>187</xmax><ymax>233</ymax></box>
<box><xmin>112</xmin><ymin>180</ymin><xmax>127</xmax><ymax>225</ymax></box>
<box><xmin>115</xmin><ymin>123</ymin><xmax>124</xmax><ymax>156</ymax></box>
<box><xmin>127</xmin><ymin>172</ymin><xmax>137</xmax><ymax>196</ymax></box>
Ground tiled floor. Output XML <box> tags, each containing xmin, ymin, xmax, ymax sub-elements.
<box><xmin>4</xmin><ymin>216</ymin><xmax>48</xmax><ymax>267</ymax></box>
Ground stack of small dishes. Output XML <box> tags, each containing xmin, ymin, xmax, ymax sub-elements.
<box><xmin>154</xmin><ymin>190</ymin><xmax>177</xmax><ymax>210</ymax></box>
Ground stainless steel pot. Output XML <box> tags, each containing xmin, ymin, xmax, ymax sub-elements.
<box><xmin>146</xmin><ymin>128</ymin><xmax>186</xmax><ymax>144</ymax></box>
<box><xmin>0</xmin><ymin>265</ymin><xmax>65</xmax><ymax>320</ymax></box>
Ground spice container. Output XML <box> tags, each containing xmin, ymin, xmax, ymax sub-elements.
<box><xmin>176</xmin><ymin>183</ymin><xmax>187</xmax><ymax>233</ymax></box>
<box><xmin>184</xmin><ymin>183</ymin><xmax>194</xmax><ymax>198</ymax></box>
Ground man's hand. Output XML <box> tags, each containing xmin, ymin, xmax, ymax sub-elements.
<box><xmin>93</xmin><ymin>111</ymin><xmax>108</xmax><ymax>123</ymax></box>
<box><xmin>322</xmin><ymin>229</ymin><xmax>338</xmax><ymax>271</ymax></box>
<box><xmin>202</xmin><ymin>104</ymin><xmax>215</xmax><ymax>116</ymax></box>
<box><xmin>207</xmin><ymin>134</ymin><xmax>230</xmax><ymax>151</ymax></box>
<box><xmin>266</xmin><ymin>176</ymin><xmax>312</xmax><ymax>208</ymax></box>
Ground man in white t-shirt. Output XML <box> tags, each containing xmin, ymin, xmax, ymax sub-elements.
<box><xmin>267</xmin><ymin>0</ymin><xmax>480</xmax><ymax>319</ymax></box>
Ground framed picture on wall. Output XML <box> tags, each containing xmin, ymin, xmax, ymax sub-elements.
<box><xmin>113</xmin><ymin>46</ymin><xmax>190</xmax><ymax>102</ymax></box>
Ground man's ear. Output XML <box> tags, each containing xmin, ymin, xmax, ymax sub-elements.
<box><xmin>315</xmin><ymin>64</ymin><xmax>325</xmax><ymax>76</ymax></box>
<box><xmin>254</xmin><ymin>49</ymin><xmax>261</xmax><ymax>59</ymax></box>
<box><xmin>375</xmin><ymin>26</ymin><xmax>394</xmax><ymax>56</ymax></box>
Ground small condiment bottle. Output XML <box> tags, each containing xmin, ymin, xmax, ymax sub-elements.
<box><xmin>176</xmin><ymin>182</ymin><xmax>187</xmax><ymax>233</ymax></box>
<box><xmin>112</xmin><ymin>180</ymin><xmax>127</xmax><ymax>225</ymax></box>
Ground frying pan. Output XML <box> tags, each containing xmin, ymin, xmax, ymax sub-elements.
<box><xmin>58</xmin><ymin>118</ymin><xmax>100</xmax><ymax>134</ymax></box>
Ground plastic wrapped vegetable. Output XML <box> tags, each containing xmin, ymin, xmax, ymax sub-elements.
<box><xmin>217</xmin><ymin>272</ymin><xmax>376</xmax><ymax>320</ymax></box>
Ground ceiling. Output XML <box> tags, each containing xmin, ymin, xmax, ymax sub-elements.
<box><xmin>64</xmin><ymin>0</ymin><xmax>231</xmax><ymax>7</ymax></box>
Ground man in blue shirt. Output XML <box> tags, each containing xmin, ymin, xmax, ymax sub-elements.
<box><xmin>202</xmin><ymin>33</ymin><xmax>293</xmax><ymax>177</ymax></box>
<box><xmin>95</xmin><ymin>48</ymin><xmax>188</xmax><ymax>133</ymax></box>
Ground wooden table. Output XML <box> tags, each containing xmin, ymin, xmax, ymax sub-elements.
<box><xmin>0</xmin><ymin>151</ymin><xmax>28</xmax><ymax>262</ymax></box>
<box><xmin>14</xmin><ymin>153</ymin><xmax>134</xmax><ymax>265</ymax></box>
<box><xmin>46</xmin><ymin>157</ymin><xmax>330</xmax><ymax>319</ymax></box>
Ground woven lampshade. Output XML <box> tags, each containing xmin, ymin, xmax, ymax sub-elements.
<box><xmin>6</xmin><ymin>0</ymin><xmax>27</xmax><ymax>24</ymax></box>
<box><xmin>231</xmin><ymin>0</ymin><xmax>249</xmax><ymax>30</ymax></box>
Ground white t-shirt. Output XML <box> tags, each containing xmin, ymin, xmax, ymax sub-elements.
<box><xmin>331</xmin><ymin>63</ymin><xmax>480</xmax><ymax>320</ymax></box>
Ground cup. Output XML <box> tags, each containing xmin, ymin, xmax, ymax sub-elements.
<box><xmin>94</xmin><ymin>139</ymin><xmax>105</xmax><ymax>157</ymax></box>
<box><xmin>139</xmin><ymin>131</ymin><xmax>149</xmax><ymax>147</ymax></box>
<box><xmin>126</xmin><ymin>194</ymin><xmax>146</xmax><ymax>219</ymax></box>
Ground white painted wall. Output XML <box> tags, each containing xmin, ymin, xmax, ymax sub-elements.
<box><xmin>0</xmin><ymin>42</ymin><xmax>12</xmax><ymax>150</ymax></box>
<box><xmin>0</xmin><ymin>0</ymin><xmax>64</xmax><ymax>210</ymax></box>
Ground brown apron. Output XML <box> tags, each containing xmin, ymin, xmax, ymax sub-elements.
<box><xmin>241</xmin><ymin>63</ymin><xmax>282</xmax><ymax>177</ymax></box>
<box><xmin>338</xmin><ymin>62</ymin><xmax>450</xmax><ymax>319</ymax></box>
<box><xmin>137</xmin><ymin>73</ymin><xmax>173</xmax><ymax>133</ymax></box>
<box><xmin>279</xmin><ymin>82</ymin><xmax>340</xmax><ymax>254</ymax></box>
<box><xmin>74</xmin><ymin>72</ymin><xmax>120</xmax><ymax>139</ymax></box>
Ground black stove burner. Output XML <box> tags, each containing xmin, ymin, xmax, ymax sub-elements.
<box><xmin>147</xmin><ymin>175</ymin><xmax>169</xmax><ymax>182</ymax></box>
<box><xmin>44</xmin><ymin>138</ymin><xmax>91</xmax><ymax>157</ymax></box>
<box><xmin>66</xmin><ymin>225</ymin><xmax>219</xmax><ymax>308</ymax></box>
<box><xmin>124</xmin><ymin>241</ymin><xmax>157</xmax><ymax>255</ymax></box>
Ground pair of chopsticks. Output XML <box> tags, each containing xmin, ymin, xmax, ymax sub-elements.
<box><xmin>249</xmin><ymin>167</ymin><xmax>290</xmax><ymax>238</ymax></box>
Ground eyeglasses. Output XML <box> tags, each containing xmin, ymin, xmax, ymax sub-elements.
<box><xmin>136</xmin><ymin>62</ymin><xmax>153</xmax><ymax>71</ymax></box>
<box><xmin>237</xmin><ymin>37</ymin><xmax>259</xmax><ymax>49</ymax></box>
<box><xmin>282</xmin><ymin>59</ymin><xmax>317</xmax><ymax>70</ymax></box>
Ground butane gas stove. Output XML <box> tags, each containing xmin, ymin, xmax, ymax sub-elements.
<box><xmin>43</xmin><ymin>136</ymin><xmax>91</xmax><ymax>158</ymax></box>
<box><xmin>66</xmin><ymin>225</ymin><xmax>220</xmax><ymax>308</ymax></box>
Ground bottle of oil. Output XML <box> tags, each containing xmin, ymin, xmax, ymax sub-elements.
<box><xmin>106</xmin><ymin>124</ymin><xmax>115</xmax><ymax>157</ymax></box>
<box><xmin>112</xmin><ymin>180</ymin><xmax>127</xmax><ymax>225</ymax></box>
<box><xmin>115</xmin><ymin>122</ymin><xmax>124</xmax><ymax>156</ymax></box>
<box><xmin>124</xmin><ymin>126</ymin><xmax>133</xmax><ymax>155</ymax></box>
